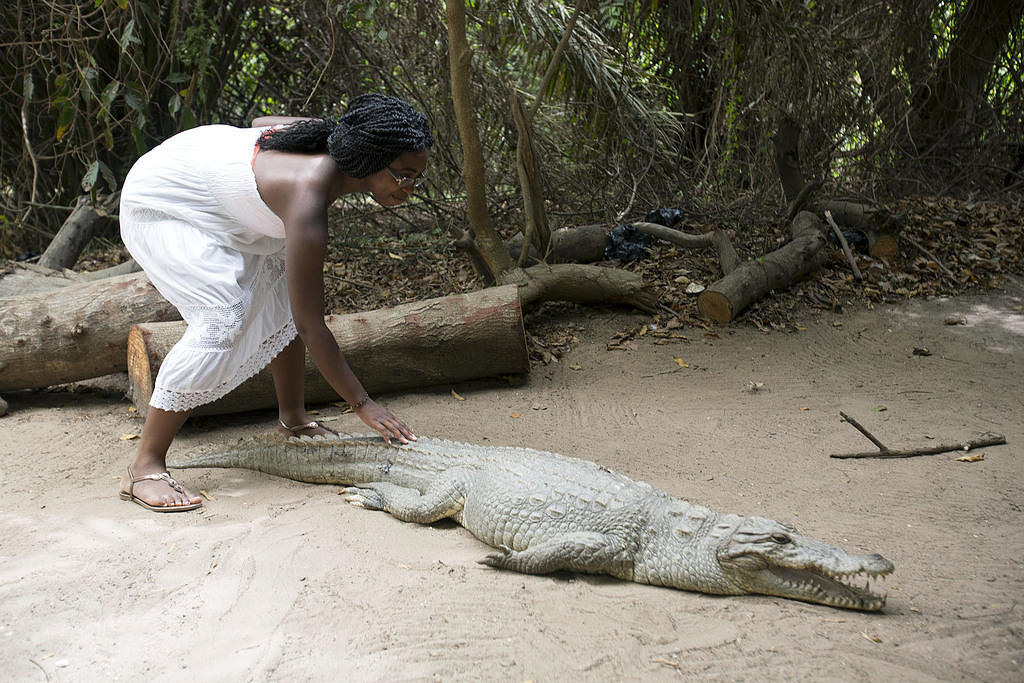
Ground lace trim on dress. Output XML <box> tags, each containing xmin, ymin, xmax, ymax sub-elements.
<box><xmin>149</xmin><ymin>320</ymin><xmax>297</xmax><ymax>413</ymax></box>
<box><xmin>184</xmin><ymin>298</ymin><xmax>251</xmax><ymax>351</ymax></box>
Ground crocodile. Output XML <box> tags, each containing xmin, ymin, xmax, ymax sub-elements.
<box><xmin>170</xmin><ymin>432</ymin><xmax>894</xmax><ymax>611</ymax></box>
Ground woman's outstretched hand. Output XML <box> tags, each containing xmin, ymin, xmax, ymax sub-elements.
<box><xmin>356</xmin><ymin>400</ymin><xmax>417</xmax><ymax>445</ymax></box>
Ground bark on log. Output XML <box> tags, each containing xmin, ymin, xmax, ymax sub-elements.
<box><xmin>127</xmin><ymin>285</ymin><xmax>529</xmax><ymax>416</ymax></box>
<box><xmin>0</xmin><ymin>272</ymin><xmax>181</xmax><ymax>391</ymax></box>
<box><xmin>0</xmin><ymin>258</ymin><xmax>140</xmax><ymax>298</ymax></box>
<box><xmin>78</xmin><ymin>259</ymin><xmax>141</xmax><ymax>281</ymax></box>
<box><xmin>0</xmin><ymin>261</ymin><xmax>80</xmax><ymax>298</ymax></box>
<box><xmin>508</xmin><ymin>263</ymin><xmax>657</xmax><ymax>312</ymax></box>
<box><xmin>697</xmin><ymin>212</ymin><xmax>827</xmax><ymax>323</ymax></box>
<box><xmin>507</xmin><ymin>224</ymin><xmax>608</xmax><ymax>264</ymax></box>
<box><xmin>632</xmin><ymin>222</ymin><xmax>742</xmax><ymax>275</ymax></box>
<box><xmin>37</xmin><ymin>192</ymin><xmax>120</xmax><ymax>271</ymax></box>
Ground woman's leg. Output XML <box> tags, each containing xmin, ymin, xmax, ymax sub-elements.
<box><xmin>120</xmin><ymin>407</ymin><xmax>203</xmax><ymax>508</ymax></box>
<box><xmin>270</xmin><ymin>335</ymin><xmax>333</xmax><ymax>435</ymax></box>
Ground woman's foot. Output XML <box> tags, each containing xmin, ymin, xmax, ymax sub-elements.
<box><xmin>277</xmin><ymin>418</ymin><xmax>339</xmax><ymax>438</ymax></box>
<box><xmin>119</xmin><ymin>464</ymin><xmax>203</xmax><ymax>512</ymax></box>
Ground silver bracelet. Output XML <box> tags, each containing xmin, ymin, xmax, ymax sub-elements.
<box><xmin>350</xmin><ymin>391</ymin><xmax>371</xmax><ymax>410</ymax></box>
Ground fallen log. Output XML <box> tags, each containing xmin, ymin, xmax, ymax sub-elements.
<box><xmin>507</xmin><ymin>222</ymin><xmax>741</xmax><ymax>276</ymax></box>
<box><xmin>0</xmin><ymin>261</ymin><xmax>81</xmax><ymax>298</ymax></box>
<box><xmin>631</xmin><ymin>223</ymin><xmax>742</xmax><ymax>276</ymax></box>
<box><xmin>37</xmin><ymin>192</ymin><xmax>120</xmax><ymax>271</ymax></box>
<box><xmin>0</xmin><ymin>258</ymin><xmax>141</xmax><ymax>298</ymax></box>
<box><xmin>128</xmin><ymin>285</ymin><xmax>529</xmax><ymax>416</ymax></box>
<box><xmin>507</xmin><ymin>224</ymin><xmax>608</xmax><ymax>264</ymax></box>
<box><xmin>818</xmin><ymin>200</ymin><xmax>903</xmax><ymax>258</ymax></box>
<box><xmin>697</xmin><ymin>211</ymin><xmax>827</xmax><ymax>323</ymax></box>
<box><xmin>0</xmin><ymin>272</ymin><xmax>181</xmax><ymax>391</ymax></box>
<box><xmin>508</xmin><ymin>263</ymin><xmax>657</xmax><ymax>312</ymax></box>
<box><xmin>78</xmin><ymin>259</ymin><xmax>141</xmax><ymax>281</ymax></box>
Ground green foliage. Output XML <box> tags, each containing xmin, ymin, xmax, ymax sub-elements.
<box><xmin>0</xmin><ymin>0</ymin><xmax>1020</xmax><ymax>258</ymax></box>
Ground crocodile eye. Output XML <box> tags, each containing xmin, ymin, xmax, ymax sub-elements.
<box><xmin>771</xmin><ymin>532</ymin><xmax>791</xmax><ymax>544</ymax></box>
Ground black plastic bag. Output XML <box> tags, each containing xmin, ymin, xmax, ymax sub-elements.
<box><xmin>829</xmin><ymin>229</ymin><xmax>870</xmax><ymax>254</ymax></box>
<box><xmin>605</xmin><ymin>224</ymin><xmax>654</xmax><ymax>262</ymax></box>
<box><xmin>643</xmin><ymin>207</ymin><xmax>685</xmax><ymax>228</ymax></box>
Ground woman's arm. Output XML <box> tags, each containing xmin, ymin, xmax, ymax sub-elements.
<box><xmin>280</xmin><ymin>191</ymin><xmax>415</xmax><ymax>444</ymax></box>
<box><xmin>251</xmin><ymin>115</ymin><xmax>314</xmax><ymax>128</ymax></box>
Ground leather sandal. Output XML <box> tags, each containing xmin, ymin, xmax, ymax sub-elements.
<box><xmin>119</xmin><ymin>466</ymin><xmax>202</xmax><ymax>512</ymax></box>
<box><xmin>278</xmin><ymin>419</ymin><xmax>339</xmax><ymax>437</ymax></box>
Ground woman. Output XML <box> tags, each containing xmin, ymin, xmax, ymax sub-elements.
<box><xmin>118</xmin><ymin>94</ymin><xmax>431</xmax><ymax>512</ymax></box>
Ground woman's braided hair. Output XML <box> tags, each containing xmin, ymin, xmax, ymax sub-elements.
<box><xmin>257</xmin><ymin>94</ymin><xmax>432</xmax><ymax>178</ymax></box>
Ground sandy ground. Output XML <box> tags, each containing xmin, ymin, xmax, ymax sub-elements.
<box><xmin>1</xmin><ymin>279</ymin><xmax>1022</xmax><ymax>682</ymax></box>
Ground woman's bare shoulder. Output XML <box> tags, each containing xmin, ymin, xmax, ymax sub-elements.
<box><xmin>254</xmin><ymin>153</ymin><xmax>338</xmax><ymax>217</ymax></box>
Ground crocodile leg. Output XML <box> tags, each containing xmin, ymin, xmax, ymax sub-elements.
<box><xmin>478</xmin><ymin>531</ymin><xmax>632</xmax><ymax>578</ymax></box>
<box><xmin>340</xmin><ymin>469</ymin><xmax>471</xmax><ymax>523</ymax></box>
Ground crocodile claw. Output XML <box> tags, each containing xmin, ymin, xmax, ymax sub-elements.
<box><xmin>478</xmin><ymin>544</ymin><xmax>514</xmax><ymax>567</ymax></box>
<box><xmin>340</xmin><ymin>486</ymin><xmax>385</xmax><ymax>511</ymax></box>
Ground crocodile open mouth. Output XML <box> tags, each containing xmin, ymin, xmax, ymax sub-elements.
<box><xmin>762</xmin><ymin>565</ymin><xmax>891</xmax><ymax>611</ymax></box>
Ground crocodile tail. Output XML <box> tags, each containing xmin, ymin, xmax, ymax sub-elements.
<box><xmin>167</xmin><ymin>433</ymin><xmax>291</xmax><ymax>470</ymax></box>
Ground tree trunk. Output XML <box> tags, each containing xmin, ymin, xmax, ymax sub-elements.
<box><xmin>511</xmin><ymin>89</ymin><xmax>551</xmax><ymax>263</ymax></box>
<box><xmin>912</xmin><ymin>0</ymin><xmax>1024</xmax><ymax>146</ymax></box>
<box><xmin>445</xmin><ymin>0</ymin><xmax>513</xmax><ymax>279</ymax></box>
<box><xmin>697</xmin><ymin>212</ymin><xmax>827</xmax><ymax>323</ymax></box>
<box><xmin>37</xmin><ymin>192</ymin><xmax>120</xmax><ymax>271</ymax></box>
<box><xmin>128</xmin><ymin>285</ymin><xmax>529</xmax><ymax>416</ymax></box>
<box><xmin>772</xmin><ymin>118</ymin><xmax>805</xmax><ymax>205</ymax></box>
<box><xmin>0</xmin><ymin>272</ymin><xmax>180</xmax><ymax>391</ymax></box>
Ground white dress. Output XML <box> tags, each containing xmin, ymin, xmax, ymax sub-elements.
<box><xmin>120</xmin><ymin>125</ymin><xmax>295</xmax><ymax>412</ymax></box>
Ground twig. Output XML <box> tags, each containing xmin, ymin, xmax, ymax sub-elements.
<box><xmin>832</xmin><ymin>411</ymin><xmax>1006</xmax><ymax>458</ymax></box>
<box><xmin>528</xmin><ymin>4</ymin><xmax>581</xmax><ymax>121</ymax></box>
<box><xmin>301</xmin><ymin>4</ymin><xmax>335</xmax><ymax>110</ymax></box>
<box><xmin>29</xmin><ymin>658</ymin><xmax>50</xmax><ymax>681</ymax></box>
<box><xmin>838</xmin><ymin>411</ymin><xmax>889</xmax><ymax>451</ymax></box>
<box><xmin>902</xmin><ymin>235</ymin><xmax>956</xmax><ymax>280</ymax></box>
<box><xmin>786</xmin><ymin>180</ymin><xmax>823</xmax><ymax>221</ymax></box>
<box><xmin>20</xmin><ymin>82</ymin><xmax>40</xmax><ymax>224</ymax></box>
<box><xmin>830</xmin><ymin>433</ymin><xmax>1006</xmax><ymax>459</ymax></box>
<box><xmin>824</xmin><ymin>210</ymin><xmax>862</xmax><ymax>281</ymax></box>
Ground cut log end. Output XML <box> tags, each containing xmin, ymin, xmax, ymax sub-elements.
<box><xmin>868</xmin><ymin>234</ymin><xmax>899</xmax><ymax>259</ymax></box>
<box><xmin>127</xmin><ymin>325</ymin><xmax>154</xmax><ymax>411</ymax></box>
<box><xmin>696</xmin><ymin>290</ymin><xmax>734</xmax><ymax>324</ymax></box>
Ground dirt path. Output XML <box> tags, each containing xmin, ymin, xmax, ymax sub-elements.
<box><xmin>1</xmin><ymin>280</ymin><xmax>1022</xmax><ymax>681</ymax></box>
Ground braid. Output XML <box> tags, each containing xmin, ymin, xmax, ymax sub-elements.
<box><xmin>256</xmin><ymin>118</ymin><xmax>334</xmax><ymax>153</ymax></box>
<box><xmin>256</xmin><ymin>94</ymin><xmax>433</xmax><ymax>178</ymax></box>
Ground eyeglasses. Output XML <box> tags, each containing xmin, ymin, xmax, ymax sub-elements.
<box><xmin>386</xmin><ymin>167</ymin><xmax>427</xmax><ymax>189</ymax></box>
